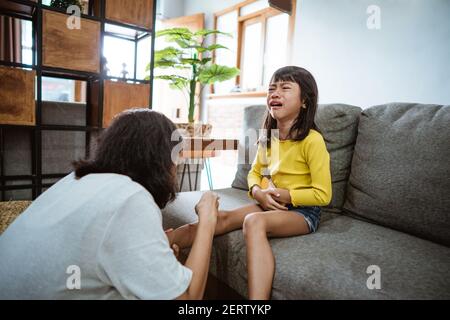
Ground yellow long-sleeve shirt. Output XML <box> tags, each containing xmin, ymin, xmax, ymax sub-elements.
<box><xmin>247</xmin><ymin>129</ymin><xmax>332</xmax><ymax>207</ymax></box>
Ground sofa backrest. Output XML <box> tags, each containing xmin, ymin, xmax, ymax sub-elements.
<box><xmin>232</xmin><ymin>103</ymin><xmax>362</xmax><ymax>212</ymax></box>
<box><xmin>343</xmin><ymin>103</ymin><xmax>450</xmax><ymax>246</ymax></box>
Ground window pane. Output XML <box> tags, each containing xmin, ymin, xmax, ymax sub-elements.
<box><xmin>103</xmin><ymin>35</ymin><xmax>136</xmax><ymax>79</ymax></box>
<box><xmin>241</xmin><ymin>22</ymin><xmax>262</xmax><ymax>91</ymax></box>
<box><xmin>42</xmin><ymin>77</ymin><xmax>75</xmax><ymax>102</ymax></box>
<box><xmin>42</xmin><ymin>0</ymin><xmax>88</xmax><ymax>14</ymax></box>
<box><xmin>21</xmin><ymin>20</ymin><xmax>33</xmax><ymax>65</ymax></box>
<box><xmin>136</xmin><ymin>35</ymin><xmax>152</xmax><ymax>80</ymax></box>
<box><xmin>214</xmin><ymin>10</ymin><xmax>238</xmax><ymax>94</ymax></box>
<box><xmin>105</xmin><ymin>23</ymin><xmax>144</xmax><ymax>39</ymax></box>
<box><xmin>240</xmin><ymin>0</ymin><xmax>268</xmax><ymax>16</ymax></box>
<box><xmin>263</xmin><ymin>13</ymin><xmax>289</xmax><ymax>85</ymax></box>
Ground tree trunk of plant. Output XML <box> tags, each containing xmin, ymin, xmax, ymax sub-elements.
<box><xmin>188</xmin><ymin>79</ymin><xmax>196</xmax><ymax>123</ymax></box>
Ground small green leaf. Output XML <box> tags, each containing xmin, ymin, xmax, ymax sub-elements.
<box><xmin>175</xmin><ymin>38</ymin><xmax>194</xmax><ymax>49</ymax></box>
<box><xmin>198</xmin><ymin>65</ymin><xmax>240</xmax><ymax>84</ymax></box>
<box><xmin>156</xmin><ymin>27</ymin><xmax>193</xmax><ymax>41</ymax></box>
<box><xmin>206</xmin><ymin>44</ymin><xmax>228</xmax><ymax>51</ymax></box>
<box><xmin>154</xmin><ymin>47</ymin><xmax>183</xmax><ymax>60</ymax></box>
<box><xmin>200</xmin><ymin>57</ymin><xmax>212</xmax><ymax>65</ymax></box>
<box><xmin>155</xmin><ymin>75</ymin><xmax>189</xmax><ymax>90</ymax></box>
<box><xmin>195</xmin><ymin>44</ymin><xmax>228</xmax><ymax>53</ymax></box>
<box><xmin>194</xmin><ymin>29</ymin><xmax>232</xmax><ymax>38</ymax></box>
<box><xmin>180</xmin><ymin>58</ymin><xmax>201</xmax><ymax>65</ymax></box>
<box><xmin>154</xmin><ymin>58</ymin><xmax>178</xmax><ymax>68</ymax></box>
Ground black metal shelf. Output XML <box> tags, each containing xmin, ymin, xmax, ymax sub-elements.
<box><xmin>0</xmin><ymin>0</ymin><xmax>157</xmax><ymax>200</ymax></box>
<box><xmin>0</xmin><ymin>0</ymin><xmax>37</xmax><ymax>20</ymax></box>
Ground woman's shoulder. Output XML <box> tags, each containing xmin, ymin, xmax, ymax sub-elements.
<box><xmin>74</xmin><ymin>173</ymin><xmax>156</xmax><ymax>209</ymax></box>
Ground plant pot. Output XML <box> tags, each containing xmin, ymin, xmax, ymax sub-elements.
<box><xmin>176</xmin><ymin>122</ymin><xmax>212</xmax><ymax>138</ymax></box>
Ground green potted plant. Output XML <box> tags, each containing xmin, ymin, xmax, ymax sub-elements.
<box><xmin>146</xmin><ymin>27</ymin><xmax>240</xmax><ymax>136</ymax></box>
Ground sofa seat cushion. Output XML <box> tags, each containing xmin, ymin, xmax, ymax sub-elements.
<box><xmin>162</xmin><ymin>188</ymin><xmax>253</xmax><ymax>228</ymax></box>
<box><xmin>162</xmin><ymin>188</ymin><xmax>450</xmax><ymax>299</ymax></box>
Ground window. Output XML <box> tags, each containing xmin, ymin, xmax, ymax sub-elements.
<box><xmin>241</xmin><ymin>19</ymin><xmax>262</xmax><ymax>91</ymax></box>
<box><xmin>214</xmin><ymin>10</ymin><xmax>238</xmax><ymax>94</ymax></box>
<box><xmin>42</xmin><ymin>77</ymin><xmax>75</xmax><ymax>102</ymax></box>
<box><xmin>213</xmin><ymin>0</ymin><xmax>295</xmax><ymax>95</ymax></box>
<box><xmin>103</xmin><ymin>35</ymin><xmax>136</xmax><ymax>79</ymax></box>
<box><xmin>263</xmin><ymin>13</ymin><xmax>289</xmax><ymax>85</ymax></box>
<box><xmin>21</xmin><ymin>20</ymin><xmax>33</xmax><ymax>65</ymax></box>
<box><xmin>240</xmin><ymin>0</ymin><xmax>268</xmax><ymax>16</ymax></box>
<box><xmin>103</xmin><ymin>23</ymin><xmax>152</xmax><ymax>80</ymax></box>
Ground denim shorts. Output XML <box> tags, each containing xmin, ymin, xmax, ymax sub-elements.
<box><xmin>286</xmin><ymin>204</ymin><xmax>321</xmax><ymax>233</ymax></box>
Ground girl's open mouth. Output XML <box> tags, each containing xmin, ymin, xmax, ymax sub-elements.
<box><xmin>270</xmin><ymin>101</ymin><xmax>283</xmax><ymax>108</ymax></box>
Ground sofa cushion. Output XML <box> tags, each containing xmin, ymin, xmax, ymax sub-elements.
<box><xmin>343</xmin><ymin>103</ymin><xmax>450</xmax><ymax>246</ymax></box>
<box><xmin>162</xmin><ymin>188</ymin><xmax>450</xmax><ymax>299</ymax></box>
<box><xmin>162</xmin><ymin>188</ymin><xmax>253</xmax><ymax>228</ymax></box>
<box><xmin>315</xmin><ymin>104</ymin><xmax>362</xmax><ymax>211</ymax></box>
<box><xmin>232</xmin><ymin>103</ymin><xmax>362</xmax><ymax>212</ymax></box>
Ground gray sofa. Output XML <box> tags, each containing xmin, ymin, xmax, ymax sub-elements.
<box><xmin>162</xmin><ymin>102</ymin><xmax>450</xmax><ymax>299</ymax></box>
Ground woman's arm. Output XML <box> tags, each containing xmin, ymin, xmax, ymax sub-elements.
<box><xmin>176</xmin><ymin>192</ymin><xmax>219</xmax><ymax>300</ymax></box>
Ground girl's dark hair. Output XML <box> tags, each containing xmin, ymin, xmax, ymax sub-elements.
<box><xmin>73</xmin><ymin>108</ymin><xmax>181</xmax><ymax>209</ymax></box>
<box><xmin>263</xmin><ymin>66</ymin><xmax>321</xmax><ymax>146</ymax></box>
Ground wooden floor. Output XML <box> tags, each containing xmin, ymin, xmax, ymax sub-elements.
<box><xmin>178</xmin><ymin>250</ymin><xmax>244</xmax><ymax>300</ymax></box>
<box><xmin>204</xmin><ymin>272</ymin><xmax>244</xmax><ymax>300</ymax></box>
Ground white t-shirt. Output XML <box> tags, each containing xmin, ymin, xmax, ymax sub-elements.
<box><xmin>0</xmin><ymin>172</ymin><xmax>192</xmax><ymax>299</ymax></box>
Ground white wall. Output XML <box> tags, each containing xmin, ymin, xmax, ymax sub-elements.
<box><xmin>293</xmin><ymin>0</ymin><xmax>450</xmax><ymax>107</ymax></box>
<box><xmin>157</xmin><ymin>0</ymin><xmax>185</xmax><ymax>19</ymax></box>
<box><xmin>184</xmin><ymin>0</ymin><xmax>243</xmax><ymax>29</ymax></box>
<box><xmin>179</xmin><ymin>0</ymin><xmax>450</xmax><ymax>108</ymax></box>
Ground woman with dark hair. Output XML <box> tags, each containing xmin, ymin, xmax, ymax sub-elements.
<box><xmin>0</xmin><ymin>109</ymin><xmax>218</xmax><ymax>300</ymax></box>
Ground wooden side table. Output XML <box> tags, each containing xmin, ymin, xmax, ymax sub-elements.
<box><xmin>179</xmin><ymin>138</ymin><xmax>238</xmax><ymax>191</ymax></box>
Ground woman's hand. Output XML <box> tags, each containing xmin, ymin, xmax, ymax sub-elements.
<box><xmin>252</xmin><ymin>186</ymin><xmax>288</xmax><ymax>211</ymax></box>
<box><xmin>177</xmin><ymin>191</ymin><xmax>220</xmax><ymax>300</ymax></box>
<box><xmin>195</xmin><ymin>191</ymin><xmax>220</xmax><ymax>225</ymax></box>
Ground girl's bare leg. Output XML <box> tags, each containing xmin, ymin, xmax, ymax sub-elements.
<box><xmin>167</xmin><ymin>203</ymin><xmax>262</xmax><ymax>249</ymax></box>
<box><xmin>243</xmin><ymin>210</ymin><xmax>310</xmax><ymax>300</ymax></box>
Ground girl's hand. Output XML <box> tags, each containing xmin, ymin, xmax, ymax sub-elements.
<box><xmin>171</xmin><ymin>243</ymin><xmax>180</xmax><ymax>260</ymax></box>
<box><xmin>253</xmin><ymin>188</ymin><xmax>288</xmax><ymax>211</ymax></box>
<box><xmin>165</xmin><ymin>228</ymin><xmax>174</xmax><ymax>246</ymax></box>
